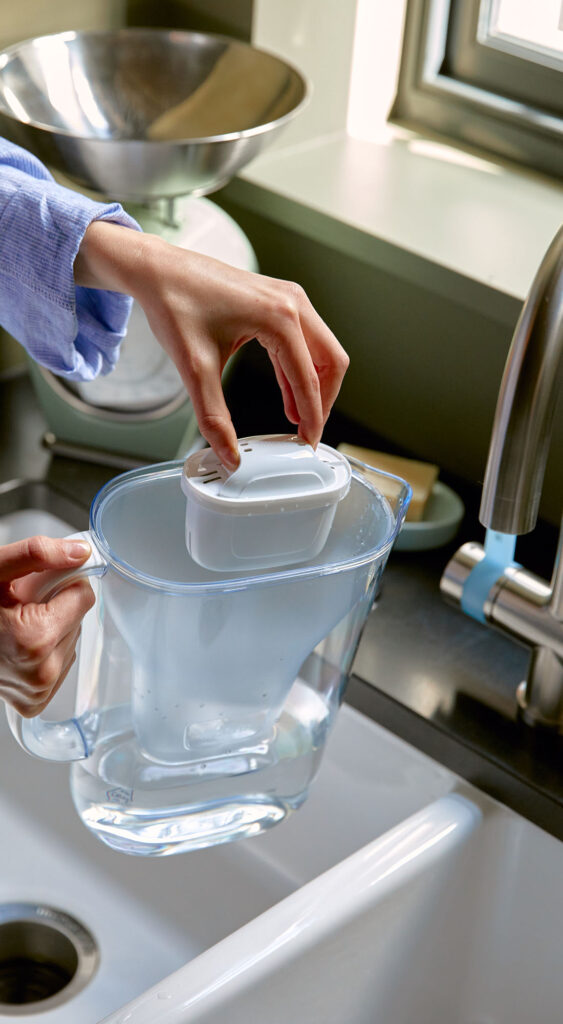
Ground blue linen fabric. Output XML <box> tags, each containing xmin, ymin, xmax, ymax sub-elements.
<box><xmin>0</xmin><ymin>137</ymin><xmax>141</xmax><ymax>381</ymax></box>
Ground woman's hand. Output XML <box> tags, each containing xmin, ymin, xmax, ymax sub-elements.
<box><xmin>74</xmin><ymin>223</ymin><xmax>349</xmax><ymax>470</ymax></box>
<box><xmin>0</xmin><ymin>536</ymin><xmax>94</xmax><ymax>717</ymax></box>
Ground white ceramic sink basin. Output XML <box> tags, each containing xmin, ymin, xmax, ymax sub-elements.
<box><xmin>0</xmin><ymin>504</ymin><xmax>560</xmax><ymax>1023</ymax></box>
<box><xmin>103</xmin><ymin>789</ymin><xmax>562</xmax><ymax>1024</ymax></box>
<box><xmin>0</xmin><ymin>696</ymin><xmax>454</xmax><ymax>1023</ymax></box>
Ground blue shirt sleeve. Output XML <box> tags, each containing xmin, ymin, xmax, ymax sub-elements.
<box><xmin>0</xmin><ymin>137</ymin><xmax>142</xmax><ymax>381</ymax></box>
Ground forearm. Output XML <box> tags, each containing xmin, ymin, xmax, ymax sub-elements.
<box><xmin>74</xmin><ymin>220</ymin><xmax>158</xmax><ymax>297</ymax></box>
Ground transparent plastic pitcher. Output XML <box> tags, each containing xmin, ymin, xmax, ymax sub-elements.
<box><xmin>7</xmin><ymin>456</ymin><xmax>410</xmax><ymax>856</ymax></box>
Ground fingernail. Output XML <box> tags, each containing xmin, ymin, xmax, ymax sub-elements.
<box><xmin>66</xmin><ymin>540</ymin><xmax>91</xmax><ymax>560</ymax></box>
<box><xmin>297</xmin><ymin>429</ymin><xmax>317</xmax><ymax>450</ymax></box>
<box><xmin>221</xmin><ymin>447</ymin><xmax>240</xmax><ymax>473</ymax></box>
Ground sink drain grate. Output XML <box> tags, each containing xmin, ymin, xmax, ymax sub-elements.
<box><xmin>0</xmin><ymin>904</ymin><xmax>99</xmax><ymax>1016</ymax></box>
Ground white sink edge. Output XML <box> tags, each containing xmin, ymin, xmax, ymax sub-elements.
<box><xmin>99</xmin><ymin>793</ymin><xmax>481</xmax><ymax>1023</ymax></box>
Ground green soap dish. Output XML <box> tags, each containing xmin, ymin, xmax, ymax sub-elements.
<box><xmin>395</xmin><ymin>481</ymin><xmax>464</xmax><ymax>552</ymax></box>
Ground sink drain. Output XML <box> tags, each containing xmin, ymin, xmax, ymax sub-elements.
<box><xmin>0</xmin><ymin>903</ymin><xmax>99</xmax><ymax>1016</ymax></box>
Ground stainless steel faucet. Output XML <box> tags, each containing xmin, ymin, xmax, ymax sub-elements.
<box><xmin>441</xmin><ymin>225</ymin><xmax>563</xmax><ymax>731</ymax></box>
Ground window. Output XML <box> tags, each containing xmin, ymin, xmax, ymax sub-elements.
<box><xmin>392</xmin><ymin>0</ymin><xmax>563</xmax><ymax>179</ymax></box>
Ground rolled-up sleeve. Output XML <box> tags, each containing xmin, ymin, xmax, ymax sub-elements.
<box><xmin>0</xmin><ymin>137</ymin><xmax>141</xmax><ymax>380</ymax></box>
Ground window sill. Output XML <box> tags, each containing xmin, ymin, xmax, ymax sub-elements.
<box><xmin>224</xmin><ymin>125</ymin><xmax>563</xmax><ymax>326</ymax></box>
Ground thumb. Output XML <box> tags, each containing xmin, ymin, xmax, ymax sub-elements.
<box><xmin>0</xmin><ymin>535</ymin><xmax>91</xmax><ymax>584</ymax></box>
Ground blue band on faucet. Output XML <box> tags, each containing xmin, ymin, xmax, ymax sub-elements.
<box><xmin>461</xmin><ymin>530</ymin><xmax>518</xmax><ymax>624</ymax></box>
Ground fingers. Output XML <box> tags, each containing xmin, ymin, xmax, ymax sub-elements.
<box><xmin>270</xmin><ymin>333</ymin><xmax>321</xmax><ymax>446</ymax></box>
<box><xmin>133</xmin><ymin>239</ymin><xmax>349</xmax><ymax>462</ymax></box>
<box><xmin>191</xmin><ymin>277</ymin><xmax>349</xmax><ymax>456</ymax></box>
<box><xmin>0</xmin><ymin>580</ymin><xmax>94</xmax><ymax>716</ymax></box>
<box><xmin>270</xmin><ymin>352</ymin><xmax>300</xmax><ymax>426</ymax></box>
<box><xmin>6</xmin><ymin>581</ymin><xmax>93</xmax><ymax>667</ymax></box>
<box><xmin>293</xmin><ymin>296</ymin><xmax>350</xmax><ymax>421</ymax></box>
<box><xmin>43</xmin><ymin>578</ymin><xmax>96</xmax><ymax>629</ymax></box>
<box><xmin>1</xmin><ymin>626</ymin><xmax>80</xmax><ymax>718</ymax></box>
<box><xmin>258</xmin><ymin>282</ymin><xmax>348</xmax><ymax>448</ymax></box>
<box><xmin>0</xmin><ymin>535</ymin><xmax>91</xmax><ymax>585</ymax></box>
<box><xmin>265</xmin><ymin>326</ymin><xmax>323</xmax><ymax>447</ymax></box>
<box><xmin>179</xmin><ymin>348</ymin><xmax>240</xmax><ymax>471</ymax></box>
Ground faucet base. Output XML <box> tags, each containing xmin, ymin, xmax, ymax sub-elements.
<box><xmin>516</xmin><ymin>647</ymin><xmax>563</xmax><ymax>733</ymax></box>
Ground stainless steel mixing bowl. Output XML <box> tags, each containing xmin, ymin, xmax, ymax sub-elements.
<box><xmin>0</xmin><ymin>29</ymin><xmax>308</xmax><ymax>200</ymax></box>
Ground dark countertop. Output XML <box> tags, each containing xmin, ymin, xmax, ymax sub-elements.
<box><xmin>1</xmin><ymin>371</ymin><xmax>561</xmax><ymax>842</ymax></box>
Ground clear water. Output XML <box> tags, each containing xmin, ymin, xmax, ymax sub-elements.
<box><xmin>70</xmin><ymin>682</ymin><xmax>331</xmax><ymax>856</ymax></box>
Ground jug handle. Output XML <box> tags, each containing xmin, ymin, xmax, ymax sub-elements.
<box><xmin>5</xmin><ymin>531</ymin><xmax>108</xmax><ymax>763</ymax></box>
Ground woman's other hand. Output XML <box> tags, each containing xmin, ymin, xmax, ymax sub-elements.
<box><xmin>0</xmin><ymin>536</ymin><xmax>94</xmax><ymax>717</ymax></box>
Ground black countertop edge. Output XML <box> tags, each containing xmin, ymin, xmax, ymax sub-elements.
<box><xmin>345</xmin><ymin>675</ymin><xmax>563</xmax><ymax>843</ymax></box>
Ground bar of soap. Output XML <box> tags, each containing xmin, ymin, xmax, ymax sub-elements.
<box><xmin>337</xmin><ymin>443</ymin><xmax>439</xmax><ymax>522</ymax></box>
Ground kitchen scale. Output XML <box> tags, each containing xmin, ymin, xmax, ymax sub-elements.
<box><xmin>0</xmin><ymin>28</ymin><xmax>308</xmax><ymax>464</ymax></box>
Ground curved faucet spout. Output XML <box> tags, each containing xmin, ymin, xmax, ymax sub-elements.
<box><xmin>480</xmin><ymin>225</ymin><xmax>563</xmax><ymax>535</ymax></box>
<box><xmin>441</xmin><ymin>224</ymin><xmax>563</xmax><ymax>730</ymax></box>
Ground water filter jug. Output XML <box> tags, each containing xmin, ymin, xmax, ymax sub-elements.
<box><xmin>6</xmin><ymin>445</ymin><xmax>410</xmax><ymax>855</ymax></box>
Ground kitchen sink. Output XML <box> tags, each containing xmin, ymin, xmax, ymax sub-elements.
<box><xmin>0</xmin><ymin>703</ymin><xmax>457</xmax><ymax>1023</ymax></box>
<box><xmin>0</xmin><ymin>484</ymin><xmax>560</xmax><ymax>1023</ymax></box>
<box><xmin>105</xmin><ymin>787</ymin><xmax>562</xmax><ymax>1024</ymax></box>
